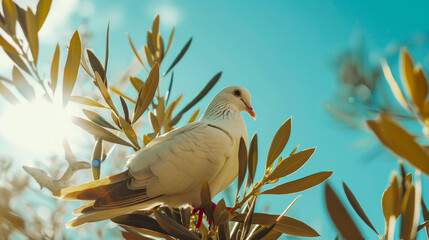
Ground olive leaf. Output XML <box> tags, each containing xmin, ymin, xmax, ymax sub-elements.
<box><xmin>127</xmin><ymin>33</ymin><xmax>147</xmax><ymax>72</ymax></box>
<box><xmin>25</xmin><ymin>9</ymin><xmax>38</xmax><ymax>65</ymax></box>
<box><xmin>201</xmin><ymin>181</ymin><xmax>214</xmax><ymax>223</ymax></box>
<box><xmin>237</xmin><ymin>137</ymin><xmax>248</xmax><ymax>195</ymax></box>
<box><xmin>324</xmin><ymin>183</ymin><xmax>363</xmax><ymax>239</ymax></box>
<box><xmin>267</xmin><ymin>148</ymin><xmax>316</xmax><ymax>181</ymax></box>
<box><xmin>164</xmin><ymin>37</ymin><xmax>192</xmax><ymax>77</ymax></box>
<box><xmin>35</xmin><ymin>0</ymin><xmax>51</xmax><ymax>30</ymax></box>
<box><xmin>82</xmin><ymin>109</ymin><xmax>117</xmax><ymax>130</ymax></box>
<box><xmin>12</xmin><ymin>66</ymin><xmax>35</xmax><ymax>101</ymax></box>
<box><xmin>241</xmin><ymin>196</ymin><xmax>257</xmax><ymax>240</ymax></box>
<box><xmin>87</xmin><ymin>49</ymin><xmax>106</xmax><ymax>85</ymax></box>
<box><xmin>119</xmin><ymin>116</ymin><xmax>140</xmax><ymax>150</ymax></box>
<box><xmin>0</xmin><ymin>81</ymin><xmax>19</xmax><ymax>104</ymax></box>
<box><xmin>154</xmin><ymin>210</ymin><xmax>199</xmax><ymax>240</ymax></box>
<box><xmin>133</xmin><ymin>63</ymin><xmax>159</xmax><ymax>123</ymax></box>
<box><xmin>69</xmin><ymin>96</ymin><xmax>109</xmax><ymax>109</ymax></box>
<box><xmin>187</xmin><ymin>109</ymin><xmax>200</xmax><ymax>123</ymax></box>
<box><xmin>63</xmin><ymin>30</ymin><xmax>81</xmax><ymax>107</ymax></box>
<box><xmin>49</xmin><ymin>44</ymin><xmax>60</xmax><ymax>93</ymax></box>
<box><xmin>91</xmin><ymin>137</ymin><xmax>103</xmax><ymax>180</ymax></box>
<box><xmin>111</xmin><ymin>213</ymin><xmax>168</xmax><ymax>236</ymax></box>
<box><xmin>246</xmin><ymin>133</ymin><xmax>258</xmax><ymax>190</ymax></box>
<box><xmin>266</xmin><ymin>118</ymin><xmax>291</xmax><ymax>168</ymax></box>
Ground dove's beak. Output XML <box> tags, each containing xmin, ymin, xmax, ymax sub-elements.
<box><xmin>243</xmin><ymin>101</ymin><xmax>256</xmax><ymax>119</ymax></box>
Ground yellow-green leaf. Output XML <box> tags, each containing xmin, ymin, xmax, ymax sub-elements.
<box><xmin>72</xmin><ymin>116</ymin><xmax>134</xmax><ymax>148</ymax></box>
<box><xmin>49</xmin><ymin>44</ymin><xmax>60</xmax><ymax>93</ymax></box>
<box><xmin>133</xmin><ymin>63</ymin><xmax>159</xmax><ymax>123</ymax></box>
<box><xmin>237</xmin><ymin>137</ymin><xmax>247</xmax><ymax>195</ymax></box>
<box><xmin>2</xmin><ymin>0</ymin><xmax>17</xmax><ymax>35</ymax></box>
<box><xmin>367</xmin><ymin>113</ymin><xmax>429</xmax><ymax>175</ymax></box>
<box><xmin>63</xmin><ymin>31</ymin><xmax>81</xmax><ymax>107</ymax></box>
<box><xmin>400</xmin><ymin>185</ymin><xmax>419</xmax><ymax>240</ymax></box>
<box><xmin>268</xmin><ymin>148</ymin><xmax>316</xmax><ymax>181</ymax></box>
<box><xmin>382</xmin><ymin>174</ymin><xmax>401</xmax><ymax>239</ymax></box>
<box><xmin>266</xmin><ymin>118</ymin><xmax>292</xmax><ymax>168</ymax></box>
<box><xmin>110</xmin><ymin>86</ymin><xmax>136</xmax><ymax>104</ymax></box>
<box><xmin>130</xmin><ymin>76</ymin><xmax>144</xmax><ymax>92</ymax></box>
<box><xmin>69</xmin><ymin>96</ymin><xmax>109</xmax><ymax>109</ymax></box>
<box><xmin>25</xmin><ymin>9</ymin><xmax>38</xmax><ymax>64</ymax></box>
<box><xmin>149</xmin><ymin>111</ymin><xmax>160</xmax><ymax>133</ymax></box>
<box><xmin>324</xmin><ymin>183</ymin><xmax>363</xmax><ymax>239</ymax></box>
<box><xmin>144</xmin><ymin>45</ymin><xmax>154</xmax><ymax>67</ymax></box>
<box><xmin>164</xmin><ymin>27</ymin><xmax>175</xmax><ymax>58</ymax></box>
<box><xmin>262</xmin><ymin>171</ymin><xmax>332</xmax><ymax>195</ymax></box>
<box><xmin>95</xmin><ymin>72</ymin><xmax>119</xmax><ymax>115</ymax></box>
<box><xmin>246</xmin><ymin>133</ymin><xmax>258</xmax><ymax>190</ymax></box>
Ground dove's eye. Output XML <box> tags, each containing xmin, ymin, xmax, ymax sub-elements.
<box><xmin>233</xmin><ymin>90</ymin><xmax>241</xmax><ymax>97</ymax></box>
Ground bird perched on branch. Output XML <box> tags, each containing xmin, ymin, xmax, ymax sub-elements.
<box><xmin>58</xmin><ymin>86</ymin><xmax>255</xmax><ymax>227</ymax></box>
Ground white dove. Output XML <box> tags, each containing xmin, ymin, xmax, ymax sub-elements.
<box><xmin>59</xmin><ymin>86</ymin><xmax>255</xmax><ymax>227</ymax></box>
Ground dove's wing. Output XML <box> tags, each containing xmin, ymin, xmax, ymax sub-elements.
<box><xmin>74</xmin><ymin>122</ymin><xmax>234</xmax><ymax>214</ymax></box>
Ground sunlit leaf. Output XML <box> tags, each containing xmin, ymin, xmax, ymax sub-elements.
<box><xmin>232</xmin><ymin>213</ymin><xmax>319</xmax><ymax>237</ymax></box>
<box><xmin>163</xmin><ymin>95</ymin><xmax>182</xmax><ymax>130</ymax></box>
<box><xmin>130</xmin><ymin>76</ymin><xmax>144</xmax><ymax>92</ymax></box>
<box><xmin>324</xmin><ymin>183</ymin><xmax>363</xmax><ymax>239</ymax></box>
<box><xmin>237</xmin><ymin>137</ymin><xmax>248</xmax><ymax>195</ymax></box>
<box><xmin>35</xmin><ymin>0</ymin><xmax>51</xmax><ymax>30</ymax></box>
<box><xmin>0</xmin><ymin>81</ymin><xmax>19</xmax><ymax>104</ymax></box>
<box><xmin>144</xmin><ymin>45</ymin><xmax>154</xmax><ymax>67</ymax></box>
<box><xmin>170</xmin><ymin>72</ymin><xmax>221</xmax><ymax>126</ymax></box>
<box><xmin>342</xmin><ymin>182</ymin><xmax>379</xmax><ymax>236</ymax></box>
<box><xmin>200</xmin><ymin>181</ymin><xmax>214</xmax><ymax>222</ymax></box>
<box><xmin>6</xmin><ymin>52</ymin><xmax>31</xmax><ymax>74</ymax></box>
<box><xmin>91</xmin><ymin>137</ymin><xmax>102</xmax><ymax>180</ymax></box>
<box><xmin>72</xmin><ymin>116</ymin><xmax>134</xmax><ymax>148</ymax></box>
<box><xmin>25</xmin><ymin>9</ymin><xmax>38</xmax><ymax>64</ymax></box>
<box><xmin>164</xmin><ymin>27</ymin><xmax>175</xmax><ymax>58</ymax></box>
<box><xmin>381</xmin><ymin>59</ymin><xmax>410</xmax><ymax>111</ymax></box>
<box><xmin>154</xmin><ymin>210</ymin><xmax>199</xmax><ymax>240</ymax></box>
<box><xmin>63</xmin><ymin>31</ymin><xmax>81</xmax><ymax>107</ymax></box>
<box><xmin>147</xmin><ymin>31</ymin><xmax>156</xmax><ymax>57</ymax></box>
<box><xmin>49</xmin><ymin>44</ymin><xmax>60</xmax><ymax>93</ymax></box>
<box><xmin>266</xmin><ymin>118</ymin><xmax>291</xmax><ymax>168</ymax></box>
<box><xmin>367</xmin><ymin>113</ymin><xmax>429</xmax><ymax>175</ymax></box>
<box><xmin>133</xmin><ymin>63</ymin><xmax>159</xmax><ymax>123</ymax></box>
<box><xmin>119</xmin><ymin>96</ymin><xmax>130</xmax><ymax>124</ymax></box>
<box><xmin>69</xmin><ymin>96</ymin><xmax>109</xmax><ymax>109</ymax></box>
<box><xmin>109</xmin><ymin>86</ymin><xmax>136</xmax><ymax>104</ymax></box>
<box><xmin>401</xmin><ymin>48</ymin><xmax>428</xmax><ymax>113</ymax></box>
<box><xmin>382</xmin><ymin>174</ymin><xmax>401</xmax><ymax>236</ymax></box>
<box><xmin>262</xmin><ymin>171</ymin><xmax>332</xmax><ymax>195</ymax></box>
<box><xmin>119</xmin><ymin>116</ymin><xmax>140</xmax><ymax>150</ymax></box>
<box><xmin>267</xmin><ymin>148</ymin><xmax>316</xmax><ymax>181</ymax></box>
<box><xmin>143</xmin><ymin>134</ymin><xmax>152</xmax><ymax>146</ymax></box>
<box><xmin>187</xmin><ymin>109</ymin><xmax>200</xmax><ymax>123</ymax></box>
<box><xmin>0</xmin><ymin>34</ymin><xmax>19</xmax><ymax>55</ymax></box>
<box><xmin>12</xmin><ymin>66</ymin><xmax>35</xmax><ymax>101</ymax></box>
<box><xmin>164</xmin><ymin>37</ymin><xmax>192</xmax><ymax>76</ymax></box>
<box><xmin>149</xmin><ymin>111</ymin><xmax>160</xmax><ymax>132</ymax></box>
<box><xmin>83</xmin><ymin>109</ymin><xmax>117</xmax><ymax>130</ymax></box>
<box><xmin>127</xmin><ymin>33</ymin><xmax>147</xmax><ymax>72</ymax></box>
<box><xmin>422</xmin><ymin>198</ymin><xmax>429</xmax><ymax>238</ymax></box>
<box><xmin>2</xmin><ymin>0</ymin><xmax>17</xmax><ymax>35</ymax></box>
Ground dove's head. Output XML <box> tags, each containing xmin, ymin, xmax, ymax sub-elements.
<box><xmin>217</xmin><ymin>86</ymin><xmax>255</xmax><ymax>119</ymax></box>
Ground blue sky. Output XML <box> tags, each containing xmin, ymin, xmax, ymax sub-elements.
<box><xmin>2</xmin><ymin>0</ymin><xmax>429</xmax><ymax>239</ymax></box>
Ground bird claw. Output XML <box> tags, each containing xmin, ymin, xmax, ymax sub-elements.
<box><xmin>193</xmin><ymin>202</ymin><xmax>235</xmax><ymax>229</ymax></box>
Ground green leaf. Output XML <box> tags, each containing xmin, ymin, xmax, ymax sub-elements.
<box><xmin>35</xmin><ymin>0</ymin><xmax>51</xmax><ymax>30</ymax></box>
<box><xmin>63</xmin><ymin>31</ymin><xmax>81</xmax><ymax>107</ymax></box>
<box><xmin>49</xmin><ymin>44</ymin><xmax>60</xmax><ymax>94</ymax></box>
<box><xmin>237</xmin><ymin>137</ymin><xmax>248</xmax><ymax>195</ymax></box>
<box><xmin>267</xmin><ymin>148</ymin><xmax>316</xmax><ymax>181</ymax></box>
<box><xmin>169</xmin><ymin>72</ymin><xmax>221</xmax><ymax>126</ymax></box>
<box><xmin>324</xmin><ymin>183</ymin><xmax>363</xmax><ymax>239</ymax></box>
<box><xmin>342</xmin><ymin>182</ymin><xmax>379</xmax><ymax>236</ymax></box>
<box><xmin>164</xmin><ymin>37</ymin><xmax>192</xmax><ymax>77</ymax></box>
<box><xmin>200</xmin><ymin>181</ymin><xmax>214</xmax><ymax>223</ymax></box>
<box><xmin>266</xmin><ymin>118</ymin><xmax>291</xmax><ymax>168</ymax></box>
<box><xmin>133</xmin><ymin>63</ymin><xmax>159</xmax><ymax>123</ymax></box>
<box><xmin>12</xmin><ymin>66</ymin><xmax>35</xmax><ymax>101</ymax></box>
<box><xmin>91</xmin><ymin>137</ymin><xmax>102</xmax><ymax>180</ymax></box>
<box><xmin>261</xmin><ymin>171</ymin><xmax>332</xmax><ymax>195</ymax></box>
<box><xmin>72</xmin><ymin>116</ymin><xmax>134</xmax><ymax>148</ymax></box>
<box><xmin>69</xmin><ymin>96</ymin><xmax>109</xmax><ymax>109</ymax></box>
<box><xmin>82</xmin><ymin>109</ymin><xmax>117</xmax><ymax>130</ymax></box>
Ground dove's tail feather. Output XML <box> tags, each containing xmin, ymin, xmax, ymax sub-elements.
<box><xmin>58</xmin><ymin>170</ymin><xmax>130</xmax><ymax>200</ymax></box>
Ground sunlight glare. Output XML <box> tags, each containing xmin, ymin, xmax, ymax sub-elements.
<box><xmin>0</xmin><ymin>99</ymin><xmax>78</xmax><ymax>156</ymax></box>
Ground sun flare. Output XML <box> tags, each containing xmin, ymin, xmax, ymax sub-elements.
<box><xmin>0</xmin><ymin>99</ymin><xmax>77</xmax><ymax>156</ymax></box>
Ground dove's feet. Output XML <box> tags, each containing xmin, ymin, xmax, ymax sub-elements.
<box><xmin>193</xmin><ymin>202</ymin><xmax>234</xmax><ymax>228</ymax></box>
